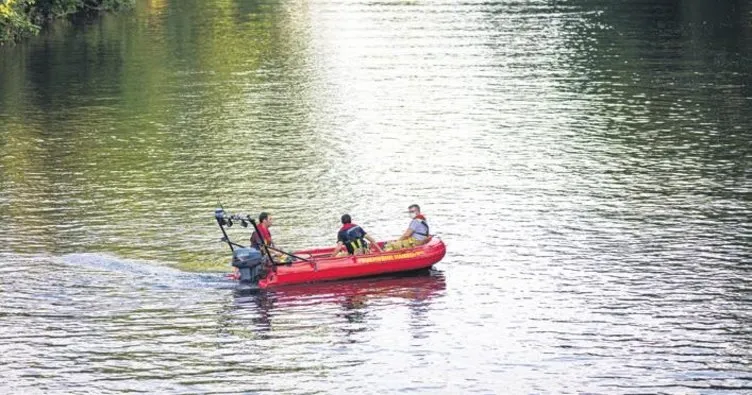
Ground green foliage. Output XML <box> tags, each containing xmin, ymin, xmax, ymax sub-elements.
<box><xmin>0</xmin><ymin>0</ymin><xmax>134</xmax><ymax>44</ymax></box>
<box><xmin>0</xmin><ymin>0</ymin><xmax>38</xmax><ymax>43</ymax></box>
<box><xmin>40</xmin><ymin>0</ymin><xmax>85</xmax><ymax>17</ymax></box>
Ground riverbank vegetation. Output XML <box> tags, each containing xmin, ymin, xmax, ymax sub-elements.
<box><xmin>0</xmin><ymin>0</ymin><xmax>133</xmax><ymax>44</ymax></box>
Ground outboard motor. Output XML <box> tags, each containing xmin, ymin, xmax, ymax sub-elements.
<box><xmin>232</xmin><ymin>247</ymin><xmax>264</xmax><ymax>284</ymax></box>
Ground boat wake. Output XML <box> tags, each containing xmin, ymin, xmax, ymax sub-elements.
<box><xmin>56</xmin><ymin>253</ymin><xmax>233</xmax><ymax>290</ymax></box>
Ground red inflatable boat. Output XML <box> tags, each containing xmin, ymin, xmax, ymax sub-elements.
<box><xmin>214</xmin><ymin>209</ymin><xmax>447</xmax><ymax>289</ymax></box>
<box><xmin>259</xmin><ymin>237</ymin><xmax>446</xmax><ymax>288</ymax></box>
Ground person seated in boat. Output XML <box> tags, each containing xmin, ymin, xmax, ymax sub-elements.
<box><xmin>251</xmin><ymin>212</ymin><xmax>274</xmax><ymax>250</ymax></box>
<box><xmin>332</xmin><ymin>214</ymin><xmax>384</xmax><ymax>257</ymax></box>
<box><xmin>385</xmin><ymin>204</ymin><xmax>430</xmax><ymax>251</ymax></box>
<box><xmin>250</xmin><ymin>212</ymin><xmax>292</xmax><ymax>264</ymax></box>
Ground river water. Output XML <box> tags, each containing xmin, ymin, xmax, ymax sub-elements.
<box><xmin>1</xmin><ymin>0</ymin><xmax>751</xmax><ymax>393</ymax></box>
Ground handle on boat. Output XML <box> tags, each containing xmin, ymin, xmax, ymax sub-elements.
<box><xmin>246</xmin><ymin>218</ymin><xmax>316</xmax><ymax>265</ymax></box>
<box><xmin>263</xmin><ymin>244</ymin><xmax>314</xmax><ymax>263</ymax></box>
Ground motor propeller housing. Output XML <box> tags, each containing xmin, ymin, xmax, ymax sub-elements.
<box><xmin>232</xmin><ymin>247</ymin><xmax>265</xmax><ymax>283</ymax></box>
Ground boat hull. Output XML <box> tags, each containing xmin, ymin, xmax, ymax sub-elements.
<box><xmin>258</xmin><ymin>237</ymin><xmax>446</xmax><ymax>288</ymax></box>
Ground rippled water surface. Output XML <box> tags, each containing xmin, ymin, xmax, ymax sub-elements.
<box><xmin>1</xmin><ymin>0</ymin><xmax>751</xmax><ymax>393</ymax></box>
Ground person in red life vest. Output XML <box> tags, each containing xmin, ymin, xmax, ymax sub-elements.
<box><xmin>332</xmin><ymin>214</ymin><xmax>383</xmax><ymax>257</ymax></box>
<box><xmin>249</xmin><ymin>211</ymin><xmax>293</xmax><ymax>264</ymax></box>
<box><xmin>385</xmin><ymin>204</ymin><xmax>430</xmax><ymax>251</ymax></box>
<box><xmin>251</xmin><ymin>212</ymin><xmax>274</xmax><ymax>251</ymax></box>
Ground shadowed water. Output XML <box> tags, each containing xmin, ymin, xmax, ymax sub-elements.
<box><xmin>1</xmin><ymin>0</ymin><xmax>751</xmax><ymax>393</ymax></box>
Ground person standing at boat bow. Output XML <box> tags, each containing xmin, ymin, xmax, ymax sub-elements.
<box><xmin>332</xmin><ymin>214</ymin><xmax>383</xmax><ymax>257</ymax></box>
<box><xmin>385</xmin><ymin>204</ymin><xmax>430</xmax><ymax>251</ymax></box>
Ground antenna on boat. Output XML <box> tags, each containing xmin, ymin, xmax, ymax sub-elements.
<box><xmin>215</xmin><ymin>205</ymin><xmax>234</xmax><ymax>253</ymax></box>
